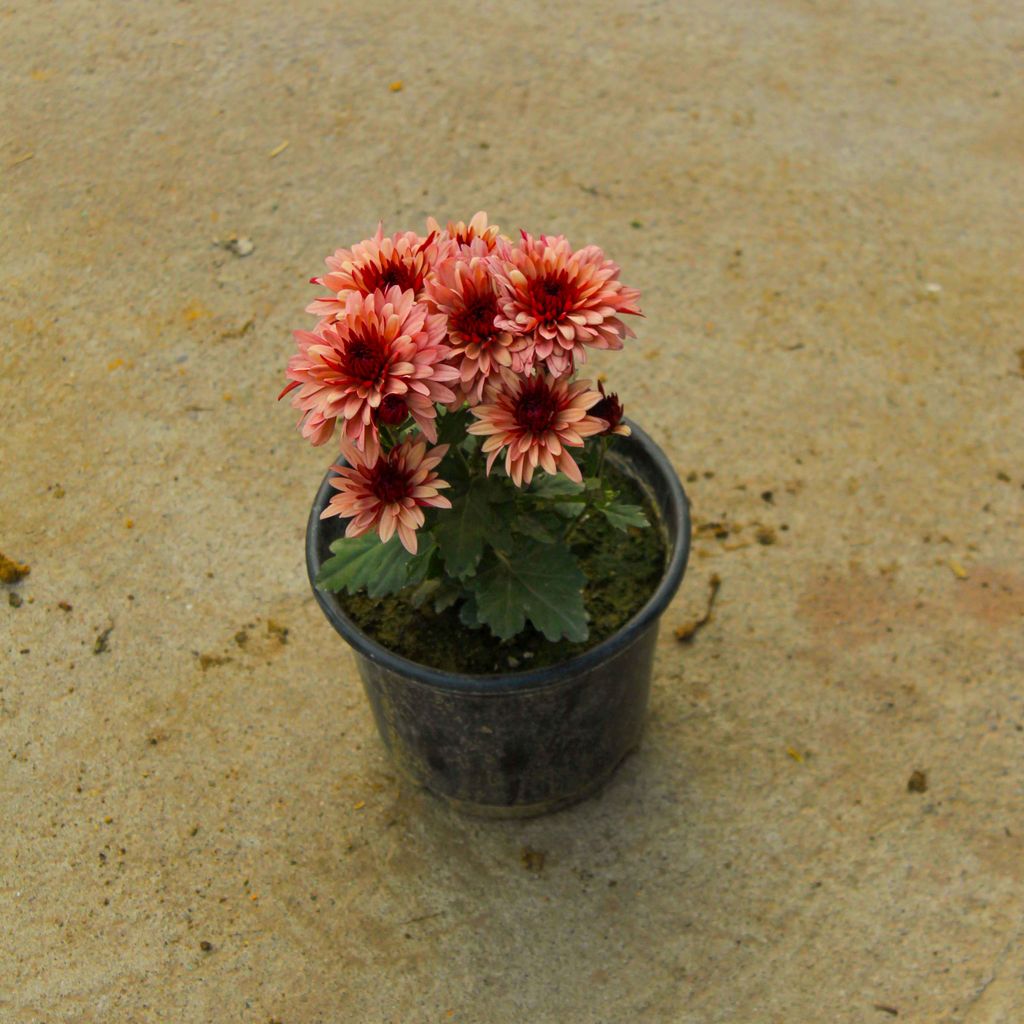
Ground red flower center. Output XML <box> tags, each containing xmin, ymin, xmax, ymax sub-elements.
<box><xmin>354</xmin><ymin>252</ymin><xmax>426</xmax><ymax>296</ymax></box>
<box><xmin>377</xmin><ymin>394</ymin><xmax>408</xmax><ymax>425</ymax></box>
<box><xmin>343</xmin><ymin>332</ymin><xmax>389</xmax><ymax>383</ymax></box>
<box><xmin>451</xmin><ymin>292</ymin><xmax>500</xmax><ymax>347</ymax></box>
<box><xmin>526</xmin><ymin>273</ymin><xmax>571</xmax><ymax>325</ymax></box>
<box><xmin>370</xmin><ymin>459</ymin><xmax>410</xmax><ymax>505</ymax></box>
<box><xmin>513</xmin><ymin>377</ymin><xmax>559</xmax><ymax>434</ymax></box>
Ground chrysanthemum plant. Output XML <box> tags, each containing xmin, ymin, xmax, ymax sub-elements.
<box><xmin>282</xmin><ymin>213</ymin><xmax>649</xmax><ymax>645</ymax></box>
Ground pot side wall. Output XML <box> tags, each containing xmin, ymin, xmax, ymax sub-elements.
<box><xmin>356</xmin><ymin>624</ymin><xmax>658</xmax><ymax>817</ymax></box>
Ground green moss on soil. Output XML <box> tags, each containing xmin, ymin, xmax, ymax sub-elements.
<box><xmin>339</xmin><ymin>463</ymin><xmax>667</xmax><ymax>675</ymax></box>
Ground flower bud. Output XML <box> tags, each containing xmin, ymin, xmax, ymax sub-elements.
<box><xmin>591</xmin><ymin>382</ymin><xmax>630</xmax><ymax>437</ymax></box>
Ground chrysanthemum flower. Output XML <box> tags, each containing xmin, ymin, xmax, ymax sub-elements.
<box><xmin>281</xmin><ymin>287</ymin><xmax>459</xmax><ymax>452</ymax></box>
<box><xmin>591</xmin><ymin>381</ymin><xmax>631</xmax><ymax>437</ymax></box>
<box><xmin>321</xmin><ymin>437</ymin><xmax>451</xmax><ymax>554</ymax></box>
<box><xmin>426</xmin><ymin>210</ymin><xmax>503</xmax><ymax>254</ymax></box>
<box><xmin>424</xmin><ymin>249</ymin><xmax>526</xmax><ymax>404</ymax></box>
<box><xmin>490</xmin><ymin>232</ymin><xmax>642</xmax><ymax>377</ymax></box>
<box><xmin>307</xmin><ymin>224</ymin><xmax>440</xmax><ymax>323</ymax></box>
<box><xmin>467</xmin><ymin>369</ymin><xmax>606</xmax><ymax>486</ymax></box>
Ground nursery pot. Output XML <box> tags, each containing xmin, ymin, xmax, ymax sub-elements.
<box><xmin>306</xmin><ymin>421</ymin><xmax>691</xmax><ymax>818</ymax></box>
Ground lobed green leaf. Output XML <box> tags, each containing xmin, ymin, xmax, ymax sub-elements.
<box><xmin>601</xmin><ymin>503</ymin><xmax>650</xmax><ymax>531</ymax></box>
<box><xmin>433</xmin><ymin>478</ymin><xmax>493</xmax><ymax>578</ymax></box>
<box><xmin>435</xmin><ymin>406</ymin><xmax>473</xmax><ymax>447</ymax></box>
<box><xmin>471</xmin><ymin>540</ymin><xmax>588</xmax><ymax>643</ymax></box>
<box><xmin>316</xmin><ymin>533</ymin><xmax>415</xmax><ymax>598</ymax></box>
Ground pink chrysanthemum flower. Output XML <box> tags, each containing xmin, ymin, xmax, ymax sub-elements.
<box><xmin>307</xmin><ymin>224</ymin><xmax>440</xmax><ymax>322</ymax></box>
<box><xmin>490</xmin><ymin>232</ymin><xmax>642</xmax><ymax>377</ymax></box>
<box><xmin>281</xmin><ymin>287</ymin><xmax>459</xmax><ymax>452</ymax></box>
<box><xmin>424</xmin><ymin>249</ymin><xmax>526</xmax><ymax>404</ymax></box>
<box><xmin>426</xmin><ymin>210</ymin><xmax>503</xmax><ymax>255</ymax></box>
<box><xmin>467</xmin><ymin>369</ymin><xmax>607</xmax><ymax>487</ymax></box>
<box><xmin>321</xmin><ymin>437</ymin><xmax>451</xmax><ymax>554</ymax></box>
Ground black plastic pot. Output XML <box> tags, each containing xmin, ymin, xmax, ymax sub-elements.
<box><xmin>306</xmin><ymin>421</ymin><xmax>691</xmax><ymax>817</ymax></box>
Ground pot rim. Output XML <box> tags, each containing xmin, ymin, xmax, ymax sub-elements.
<box><xmin>306</xmin><ymin>418</ymin><xmax>691</xmax><ymax>694</ymax></box>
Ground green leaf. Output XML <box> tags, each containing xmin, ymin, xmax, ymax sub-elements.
<box><xmin>471</xmin><ymin>541</ymin><xmax>588</xmax><ymax>643</ymax></box>
<box><xmin>602</xmin><ymin>503</ymin><xmax>650</xmax><ymax>531</ymax></box>
<box><xmin>528</xmin><ymin>474</ymin><xmax>585</xmax><ymax>500</ymax></box>
<box><xmin>409</xmin><ymin>578</ymin><xmax>440</xmax><ymax>609</ymax></box>
<box><xmin>528</xmin><ymin>473</ymin><xmax>587</xmax><ymax>518</ymax></box>
<box><xmin>459</xmin><ymin>594</ymin><xmax>482</xmax><ymax>629</ymax></box>
<box><xmin>553</xmin><ymin>500</ymin><xmax>585</xmax><ymax>520</ymax></box>
<box><xmin>439</xmin><ymin>447</ymin><xmax>470</xmax><ymax>489</ymax></box>
<box><xmin>512</xmin><ymin>512</ymin><xmax>560</xmax><ymax>544</ymax></box>
<box><xmin>482</xmin><ymin>472</ymin><xmax>515</xmax><ymax>503</ymax></box>
<box><xmin>433</xmin><ymin>478</ymin><xmax>492</xmax><ymax>577</ymax></box>
<box><xmin>405</xmin><ymin>536</ymin><xmax>438</xmax><ymax>585</ymax></box>
<box><xmin>434</xmin><ymin>585</ymin><xmax>463</xmax><ymax>614</ymax></box>
<box><xmin>435</xmin><ymin>405</ymin><xmax>472</xmax><ymax>447</ymax></box>
<box><xmin>315</xmin><ymin>533</ymin><xmax>414</xmax><ymax>597</ymax></box>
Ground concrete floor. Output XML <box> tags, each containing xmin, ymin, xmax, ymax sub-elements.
<box><xmin>3</xmin><ymin>2</ymin><xmax>1023</xmax><ymax>1021</ymax></box>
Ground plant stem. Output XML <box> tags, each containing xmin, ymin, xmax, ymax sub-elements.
<box><xmin>595</xmin><ymin>436</ymin><xmax>610</xmax><ymax>482</ymax></box>
<box><xmin>562</xmin><ymin>513</ymin><xmax>587</xmax><ymax>547</ymax></box>
<box><xmin>564</xmin><ymin>437</ymin><xmax>611</xmax><ymax>546</ymax></box>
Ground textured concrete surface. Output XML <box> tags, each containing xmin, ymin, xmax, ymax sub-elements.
<box><xmin>3</xmin><ymin>2</ymin><xmax>1023</xmax><ymax>1021</ymax></box>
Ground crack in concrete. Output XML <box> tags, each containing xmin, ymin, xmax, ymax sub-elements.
<box><xmin>957</xmin><ymin>916</ymin><xmax>1024</xmax><ymax>1023</ymax></box>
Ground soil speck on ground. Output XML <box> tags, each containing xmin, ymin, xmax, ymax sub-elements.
<box><xmin>676</xmin><ymin>574</ymin><xmax>722</xmax><ymax>643</ymax></box>
<box><xmin>0</xmin><ymin>553</ymin><xmax>31</xmax><ymax>584</ymax></box>
<box><xmin>198</xmin><ymin>653</ymin><xmax>231</xmax><ymax>670</ymax></box>
<box><xmin>520</xmin><ymin>847</ymin><xmax>546</xmax><ymax>873</ymax></box>
<box><xmin>93</xmin><ymin>625</ymin><xmax>114</xmax><ymax>654</ymax></box>
<box><xmin>267</xmin><ymin>620</ymin><xmax>289</xmax><ymax>644</ymax></box>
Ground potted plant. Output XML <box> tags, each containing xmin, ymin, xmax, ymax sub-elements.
<box><xmin>283</xmin><ymin>213</ymin><xmax>690</xmax><ymax>817</ymax></box>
